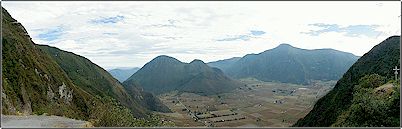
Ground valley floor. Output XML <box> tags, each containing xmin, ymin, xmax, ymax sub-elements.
<box><xmin>156</xmin><ymin>78</ymin><xmax>336</xmax><ymax>127</ymax></box>
<box><xmin>1</xmin><ymin>115</ymin><xmax>93</xmax><ymax>128</ymax></box>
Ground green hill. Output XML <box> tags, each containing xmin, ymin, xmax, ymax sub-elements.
<box><xmin>38</xmin><ymin>45</ymin><xmax>170</xmax><ymax>116</ymax></box>
<box><xmin>208</xmin><ymin>44</ymin><xmax>359</xmax><ymax>85</ymax></box>
<box><xmin>293</xmin><ymin>36</ymin><xmax>400</xmax><ymax>127</ymax></box>
<box><xmin>123</xmin><ymin>55</ymin><xmax>243</xmax><ymax>95</ymax></box>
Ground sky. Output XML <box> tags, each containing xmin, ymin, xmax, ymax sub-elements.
<box><xmin>2</xmin><ymin>1</ymin><xmax>401</xmax><ymax>69</ymax></box>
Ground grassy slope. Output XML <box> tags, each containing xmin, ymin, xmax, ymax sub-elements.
<box><xmin>293</xmin><ymin>36</ymin><xmax>400</xmax><ymax>127</ymax></box>
<box><xmin>2</xmin><ymin>6</ymin><xmax>91</xmax><ymax>120</ymax></box>
<box><xmin>39</xmin><ymin>45</ymin><xmax>171</xmax><ymax>114</ymax></box>
<box><xmin>331</xmin><ymin>74</ymin><xmax>400</xmax><ymax>127</ymax></box>
<box><xmin>38</xmin><ymin>45</ymin><xmax>148</xmax><ymax>117</ymax></box>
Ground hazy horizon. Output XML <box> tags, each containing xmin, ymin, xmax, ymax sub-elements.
<box><xmin>2</xmin><ymin>1</ymin><xmax>400</xmax><ymax>69</ymax></box>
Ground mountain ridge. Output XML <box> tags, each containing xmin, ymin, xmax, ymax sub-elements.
<box><xmin>207</xmin><ymin>43</ymin><xmax>359</xmax><ymax>85</ymax></box>
<box><xmin>123</xmin><ymin>55</ymin><xmax>243</xmax><ymax>95</ymax></box>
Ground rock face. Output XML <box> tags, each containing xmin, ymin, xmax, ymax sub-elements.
<box><xmin>293</xmin><ymin>36</ymin><xmax>400</xmax><ymax>127</ymax></box>
<box><xmin>58</xmin><ymin>82</ymin><xmax>73</xmax><ymax>104</ymax></box>
<box><xmin>124</xmin><ymin>55</ymin><xmax>243</xmax><ymax>95</ymax></box>
<box><xmin>208</xmin><ymin>44</ymin><xmax>359</xmax><ymax>85</ymax></box>
<box><xmin>47</xmin><ymin>86</ymin><xmax>55</xmax><ymax>101</ymax></box>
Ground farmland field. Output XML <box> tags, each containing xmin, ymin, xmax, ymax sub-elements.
<box><xmin>157</xmin><ymin>78</ymin><xmax>336</xmax><ymax>127</ymax></box>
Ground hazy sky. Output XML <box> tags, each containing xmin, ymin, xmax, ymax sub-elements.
<box><xmin>3</xmin><ymin>1</ymin><xmax>401</xmax><ymax>69</ymax></box>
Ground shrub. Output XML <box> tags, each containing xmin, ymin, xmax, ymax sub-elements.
<box><xmin>356</xmin><ymin>74</ymin><xmax>386</xmax><ymax>89</ymax></box>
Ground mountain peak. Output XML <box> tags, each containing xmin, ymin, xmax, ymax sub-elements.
<box><xmin>152</xmin><ymin>55</ymin><xmax>180</xmax><ymax>62</ymax></box>
<box><xmin>146</xmin><ymin>55</ymin><xmax>183</xmax><ymax>67</ymax></box>
<box><xmin>266</xmin><ymin>43</ymin><xmax>296</xmax><ymax>53</ymax></box>
<box><xmin>155</xmin><ymin>55</ymin><xmax>174</xmax><ymax>59</ymax></box>
<box><xmin>277</xmin><ymin>43</ymin><xmax>294</xmax><ymax>48</ymax></box>
<box><xmin>190</xmin><ymin>59</ymin><xmax>205</xmax><ymax>64</ymax></box>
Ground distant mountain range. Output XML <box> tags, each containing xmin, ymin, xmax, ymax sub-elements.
<box><xmin>294</xmin><ymin>36</ymin><xmax>400</xmax><ymax>127</ymax></box>
<box><xmin>123</xmin><ymin>55</ymin><xmax>243</xmax><ymax>95</ymax></box>
<box><xmin>208</xmin><ymin>44</ymin><xmax>359</xmax><ymax>85</ymax></box>
<box><xmin>108</xmin><ymin>67</ymin><xmax>140</xmax><ymax>82</ymax></box>
<box><xmin>123</xmin><ymin>43</ymin><xmax>360</xmax><ymax>96</ymax></box>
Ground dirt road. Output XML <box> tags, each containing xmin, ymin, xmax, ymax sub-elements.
<box><xmin>1</xmin><ymin>115</ymin><xmax>93</xmax><ymax>128</ymax></box>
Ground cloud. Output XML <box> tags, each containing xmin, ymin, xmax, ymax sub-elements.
<box><xmin>216</xmin><ymin>30</ymin><xmax>266</xmax><ymax>41</ymax></box>
<box><xmin>90</xmin><ymin>15</ymin><xmax>125</xmax><ymax>24</ymax></box>
<box><xmin>216</xmin><ymin>35</ymin><xmax>251</xmax><ymax>41</ymax></box>
<box><xmin>103</xmin><ymin>32</ymin><xmax>118</xmax><ymax>36</ymax></box>
<box><xmin>302</xmin><ymin>23</ymin><xmax>382</xmax><ymax>38</ymax></box>
<box><xmin>144</xmin><ymin>19</ymin><xmax>180</xmax><ymax>28</ymax></box>
<box><xmin>36</xmin><ymin>26</ymin><xmax>65</xmax><ymax>41</ymax></box>
<box><xmin>2</xmin><ymin>1</ymin><xmax>400</xmax><ymax>69</ymax></box>
<box><xmin>250</xmin><ymin>30</ymin><xmax>266</xmax><ymax>36</ymax></box>
<box><xmin>342</xmin><ymin>25</ymin><xmax>382</xmax><ymax>37</ymax></box>
<box><xmin>163</xmin><ymin>36</ymin><xmax>183</xmax><ymax>40</ymax></box>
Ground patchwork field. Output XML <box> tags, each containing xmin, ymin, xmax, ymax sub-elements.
<box><xmin>157</xmin><ymin>78</ymin><xmax>336</xmax><ymax>127</ymax></box>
